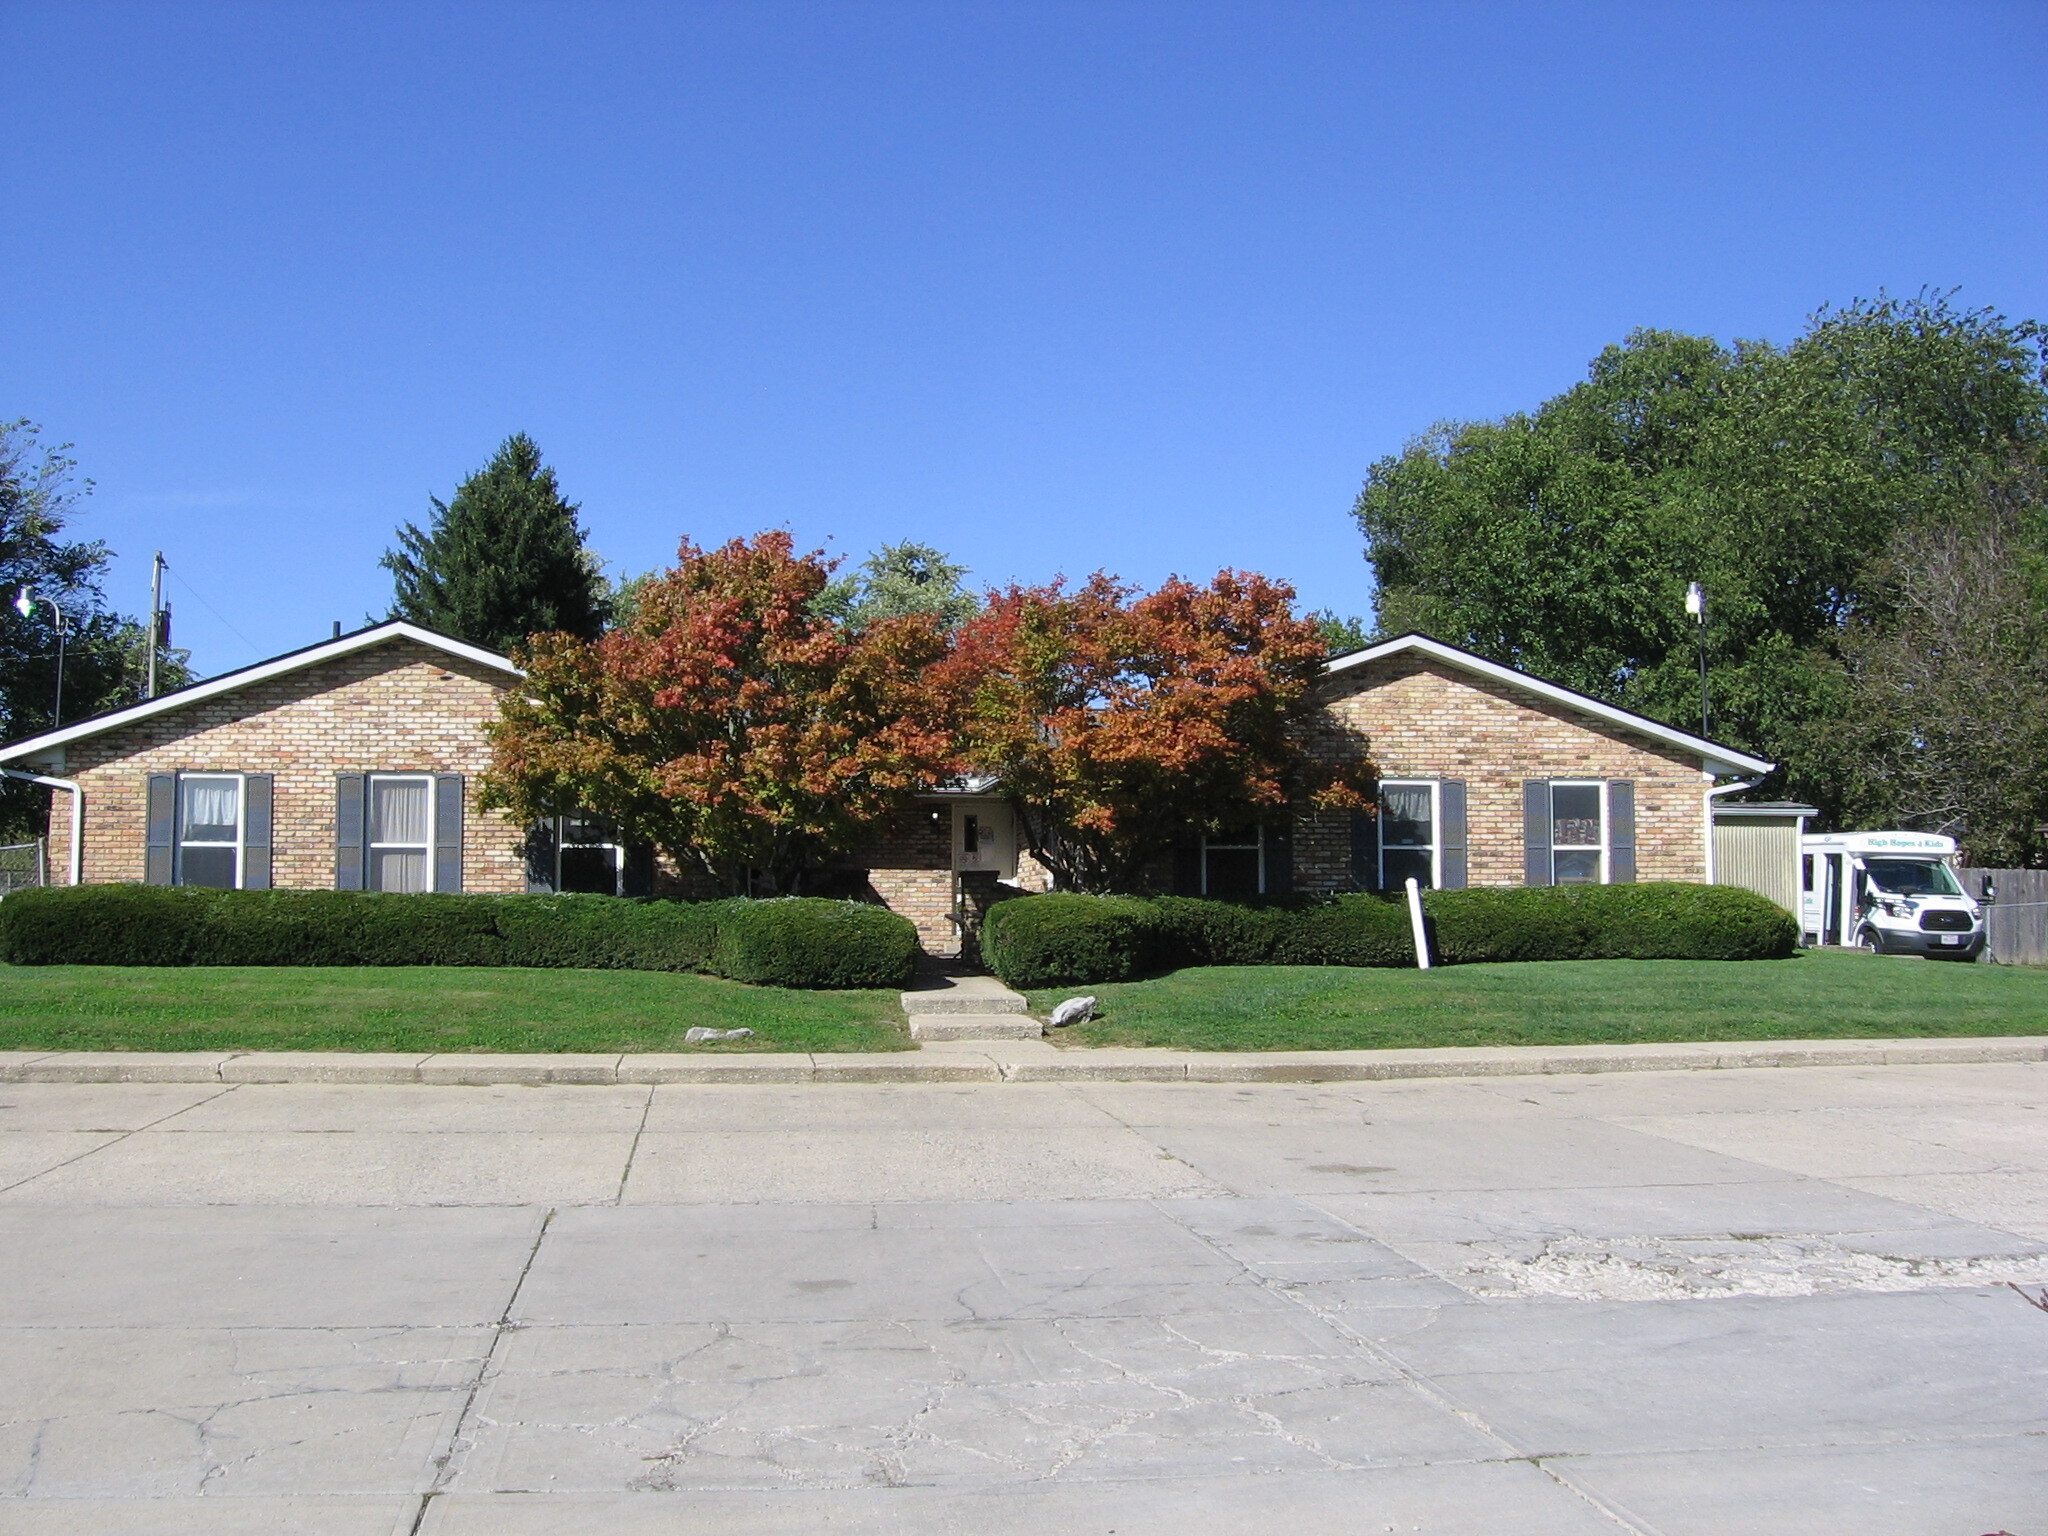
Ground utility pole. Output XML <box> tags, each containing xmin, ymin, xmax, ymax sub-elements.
<box><xmin>146</xmin><ymin>552</ymin><xmax>165</xmax><ymax>699</ymax></box>
<box><xmin>1685</xmin><ymin>581</ymin><xmax>1710</xmax><ymax>737</ymax></box>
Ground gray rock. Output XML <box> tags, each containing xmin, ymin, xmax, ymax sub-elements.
<box><xmin>1048</xmin><ymin>996</ymin><xmax>1098</xmax><ymax>1028</ymax></box>
<box><xmin>684</xmin><ymin>1027</ymin><xmax>756</xmax><ymax>1044</ymax></box>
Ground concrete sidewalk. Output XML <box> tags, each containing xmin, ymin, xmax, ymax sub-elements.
<box><xmin>2</xmin><ymin>1060</ymin><xmax>2046</xmax><ymax>1532</ymax></box>
<box><xmin>3</xmin><ymin>1033</ymin><xmax>2045</xmax><ymax>1085</ymax></box>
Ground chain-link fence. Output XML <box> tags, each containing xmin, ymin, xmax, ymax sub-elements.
<box><xmin>0</xmin><ymin>840</ymin><xmax>46</xmax><ymax>897</ymax></box>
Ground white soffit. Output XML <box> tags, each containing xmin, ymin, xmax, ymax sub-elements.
<box><xmin>1322</xmin><ymin>633</ymin><xmax>1776</xmax><ymax>777</ymax></box>
<box><xmin>0</xmin><ymin>621</ymin><xmax>521</xmax><ymax>764</ymax></box>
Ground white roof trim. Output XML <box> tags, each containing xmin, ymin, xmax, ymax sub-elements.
<box><xmin>1322</xmin><ymin>634</ymin><xmax>1776</xmax><ymax>777</ymax></box>
<box><xmin>0</xmin><ymin>621</ymin><xmax>520</xmax><ymax>764</ymax></box>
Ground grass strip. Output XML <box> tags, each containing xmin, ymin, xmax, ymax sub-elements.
<box><xmin>1030</xmin><ymin>949</ymin><xmax>2048</xmax><ymax>1052</ymax></box>
<box><xmin>0</xmin><ymin>965</ymin><xmax>910</xmax><ymax>1054</ymax></box>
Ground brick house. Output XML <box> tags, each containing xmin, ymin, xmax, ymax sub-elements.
<box><xmin>0</xmin><ymin>622</ymin><xmax>1773</xmax><ymax>956</ymax></box>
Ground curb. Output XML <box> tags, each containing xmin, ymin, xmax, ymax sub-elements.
<box><xmin>1</xmin><ymin>1037</ymin><xmax>2043</xmax><ymax>1086</ymax></box>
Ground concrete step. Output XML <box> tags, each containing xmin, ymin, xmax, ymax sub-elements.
<box><xmin>909</xmin><ymin>1013</ymin><xmax>1045</xmax><ymax>1042</ymax></box>
<box><xmin>900</xmin><ymin>974</ymin><xmax>1030</xmax><ymax>1016</ymax></box>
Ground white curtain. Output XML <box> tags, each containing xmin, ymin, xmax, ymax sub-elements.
<box><xmin>179</xmin><ymin>777</ymin><xmax>239</xmax><ymax>837</ymax></box>
<box><xmin>1382</xmin><ymin>784</ymin><xmax>1433</xmax><ymax>848</ymax></box>
<box><xmin>371</xmin><ymin>778</ymin><xmax>430</xmax><ymax>846</ymax></box>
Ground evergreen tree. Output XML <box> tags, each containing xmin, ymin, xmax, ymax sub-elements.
<box><xmin>384</xmin><ymin>434</ymin><xmax>607</xmax><ymax>652</ymax></box>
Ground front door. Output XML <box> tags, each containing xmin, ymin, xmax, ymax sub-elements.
<box><xmin>952</xmin><ymin>801</ymin><xmax>1017</xmax><ymax>879</ymax></box>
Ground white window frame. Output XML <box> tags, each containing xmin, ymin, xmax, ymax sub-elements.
<box><xmin>366</xmin><ymin>773</ymin><xmax>436</xmax><ymax>894</ymax></box>
<box><xmin>1549</xmin><ymin>779</ymin><xmax>1608</xmax><ymax>885</ymax></box>
<box><xmin>1200</xmin><ymin>826</ymin><xmax>1266</xmax><ymax>896</ymax></box>
<box><xmin>1377</xmin><ymin>779</ymin><xmax>1440</xmax><ymax>890</ymax></box>
<box><xmin>176</xmin><ymin>772</ymin><xmax>247</xmax><ymax>889</ymax></box>
<box><xmin>556</xmin><ymin>813</ymin><xmax>627</xmax><ymax>896</ymax></box>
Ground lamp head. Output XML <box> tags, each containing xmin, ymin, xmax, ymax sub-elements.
<box><xmin>12</xmin><ymin>590</ymin><xmax>31</xmax><ymax>619</ymax></box>
<box><xmin>1684</xmin><ymin>582</ymin><xmax>1705</xmax><ymax>619</ymax></box>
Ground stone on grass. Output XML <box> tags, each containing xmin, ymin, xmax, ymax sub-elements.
<box><xmin>1048</xmin><ymin>996</ymin><xmax>1098</xmax><ymax>1028</ymax></box>
<box><xmin>684</xmin><ymin>1027</ymin><xmax>757</xmax><ymax>1044</ymax></box>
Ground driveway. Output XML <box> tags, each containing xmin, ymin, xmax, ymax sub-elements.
<box><xmin>2</xmin><ymin>1063</ymin><xmax>2045</xmax><ymax>1533</ymax></box>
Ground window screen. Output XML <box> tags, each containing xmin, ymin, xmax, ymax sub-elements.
<box><xmin>558</xmin><ymin>812</ymin><xmax>623</xmax><ymax>895</ymax></box>
<box><xmin>178</xmin><ymin>775</ymin><xmax>241</xmax><ymax>889</ymax></box>
<box><xmin>1550</xmin><ymin>783</ymin><xmax>1603</xmax><ymax>884</ymax></box>
<box><xmin>1202</xmin><ymin>827</ymin><xmax>1263</xmax><ymax>897</ymax></box>
<box><xmin>1380</xmin><ymin>782</ymin><xmax>1435</xmax><ymax>890</ymax></box>
<box><xmin>369</xmin><ymin>776</ymin><xmax>432</xmax><ymax>893</ymax></box>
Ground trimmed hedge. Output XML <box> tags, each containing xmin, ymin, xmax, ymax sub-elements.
<box><xmin>0</xmin><ymin>886</ymin><xmax>915</xmax><ymax>990</ymax></box>
<box><xmin>980</xmin><ymin>884</ymin><xmax>1799</xmax><ymax>988</ymax></box>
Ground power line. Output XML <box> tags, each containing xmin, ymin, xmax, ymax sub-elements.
<box><xmin>161</xmin><ymin>560</ymin><xmax>265</xmax><ymax>662</ymax></box>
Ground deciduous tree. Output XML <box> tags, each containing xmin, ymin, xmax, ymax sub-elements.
<box><xmin>1354</xmin><ymin>292</ymin><xmax>2048</xmax><ymax>840</ymax></box>
<box><xmin>942</xmin><ymin>571</ymin><xmax>1376</xmax><ymax>893</ymax></box>
<box><xmin>0</xmin><ymin>421</ymin><xmax>188</xmax><ymax>837</ymax></box>
<box><xmin>481</xmin><ymin>532</ymin><xmax>958</xmax><ymax>894</ymax></box>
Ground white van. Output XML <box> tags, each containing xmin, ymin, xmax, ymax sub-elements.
<box><xmin>1799</xmin><ymin>831</ymin><xmax>1984</xmax><ymax>960</ymax></box>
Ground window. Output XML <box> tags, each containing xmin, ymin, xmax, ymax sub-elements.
<box><xmin>557</xmin><ymin>812</ymin><xmax>625</xmax><ymax>895</ymax></box>
<box><xmin>177</xmin><ymin>774</ymin><xmax>243</xmax><ymax>888</ymax></box>
<box><xmin>1550</xmin><ymin>782</ymin><xmax>1604</xmax><ymax>885</ymax></box>
<box><xmin>368</xmin><ymin>775</ymin><xmax>433</xmax><ymax>892</ymax></box>
<box><xmin>1202</xmin><ymin>826</ymin><xmax>1264</xmax><ymax>897</ymax></box>
<box><xmin>1379</xmin><ymin>781</ymin><xmax>1437</xmax><ymax>890</ymax></box>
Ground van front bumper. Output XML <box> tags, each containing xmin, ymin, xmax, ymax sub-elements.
<box><xmin>1876</xmin><ymin>928</ymin><xmax>1984</xmax><ymax>959</ymax></box>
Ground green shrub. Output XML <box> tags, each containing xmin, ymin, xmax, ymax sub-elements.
<box><xmin>979</xmin><ymin>882</ymin><xmax>1796</xmax><ymax>986</ymax></box>
<box><xmin>710</xmin><ymin>898</ymin><xmax>920</xmax><ymax>989</ymax></box>
<box><xmin>0</xmin><ymin>884</ymin><xmax>210</xmax><ymax>966</ymax></box>
<box><xmin>981</xmin><ymin>893</ymin><xmax>1157</xmax><ymax>989</ymax></box>
<box><xmin>491</xmin><ymin>893</ymin><xmax>727</xmax><ymax>972</ymax></box>
<box><xmin>0</xmin><ymin>886</ymin><xmax>918</xmax><ymax>989</ymax></box>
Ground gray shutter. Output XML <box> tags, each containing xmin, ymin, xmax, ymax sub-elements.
<box><xmin>1351</xmin><ymin>808</ymin><xmax>1380</xmax><ymax>890</ymax></box>
<box><xmin>622</xmin><ymin>842</ymin><xmax>656</xmax><ymax>898</ymax></box>
<box><xmin>525</xmin><ymin>821</ymin><xmax>558</xmax><ymax>893</ymax></box>
<box><xmin>434</xmin><ymin>774</ymin><xmax>464</xmax><ymax>893</ymax></box>
<box><xmin>242</xmin><ymin>774</ymin><xmax>273</xmax><ymax>890</ymax></box>
<box><xmin>1264</xmin><ymin>820</ymin><xmax>1294</xmax><ymax>894</ymax></box>
<box><xmin>335</xmin><ymin>775</ymin><xmax>366</xmax><ymax>890</ymax></box>
<box><xmin>1523</xmin><ymin>780</ymin><xmax>1553</xmax><ymax>887</ymax></box>
<box><xmin>1607</xmin><ymin>780</ymin><xmax>1636</xmax><ymax>884</ymax></box>
<box><xmin>1171</xmin><ymin>838</ymin><xmax>1202</xmax><ymax>896</ymax></box>
<box><xmin>146</xmin><ymin>774</ymin><xmax>176</xmax><ymax>886</ymax></box>
<box><xmin>1439</xmin><ymin>780</ymin><xmax>1468</xmax><ymax>890</ymax></box>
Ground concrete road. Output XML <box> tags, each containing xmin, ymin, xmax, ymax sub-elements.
<box><xmin>2</xmin><ymin>1063</ymin><xmax>2046</xmax><ymax>1534</ymax></box>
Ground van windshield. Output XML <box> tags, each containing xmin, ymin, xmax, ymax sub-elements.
<box><xmin>1864</xmin><ymin>859</ymin><xmax>1961</xmax><ymax>897</ymax></box>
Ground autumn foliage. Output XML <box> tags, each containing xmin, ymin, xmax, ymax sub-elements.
<box><xmin>940</xmin><ymin>572</ymin><xmax>1377</xmax><ymax>892</ymax></box>
<box><xmin>481</xmin><ymin>532</ymin><xmax>958</xmax><ymax>894</ymax></box>
<box><xmin>486</xmin><ymin>534</ymin><xmax>1374</xmax><ymax>899</ymax></box>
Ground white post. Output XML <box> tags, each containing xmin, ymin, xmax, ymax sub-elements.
<box><xmin>1405</xmin><ymin>876</ymin><xmax>1432</xmax><ymax>970</ymax></box>
<box><xmin>0</xmin><ymin>771</ymin><xmax>83</xmax><ymax>885</ymax></box>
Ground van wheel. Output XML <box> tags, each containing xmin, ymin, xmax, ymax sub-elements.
<box><xmin>1857</xmin><ymin>926</ymin><xmax>1887</xmax><ymax>955</ymax></box>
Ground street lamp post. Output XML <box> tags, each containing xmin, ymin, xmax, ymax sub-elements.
<box><xmin>14</xmin><ymin>589</ymin><xmax>66</xmax><ymax>727</ymax></box>
<box><xmin>1685</xmin><ymin>582</ymin><xmax>1709</xmax><ymax>738</ymax></box>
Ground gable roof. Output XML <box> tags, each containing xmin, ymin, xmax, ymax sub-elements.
<box><xmin>1322</xmin><ymin>633</ymin><xmax>1775</xmax><ymax>778</ymax></box>
<box><xmin>0</xmin><ymin>621</ymin><xmax>520</xmax><ymax>765</ymax></box>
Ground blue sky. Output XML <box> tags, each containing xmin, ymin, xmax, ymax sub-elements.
<box><xmin>4</xmin><ymin>1</ymin><xmax>2044</xmax><ymax>676</ymax></box>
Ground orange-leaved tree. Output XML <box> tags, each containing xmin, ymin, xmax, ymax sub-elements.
<box><xmin>940</xmin><ymin>570</ymin><xmax>1377</xmax><ymax>893</ymax></box>
<box><xmin>481</xmin><ymin>532</ymin><xmax>960</xmax><ymax>894</ymax></box>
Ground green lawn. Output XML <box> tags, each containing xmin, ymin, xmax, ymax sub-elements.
<box><xmin>0</xmin><ymin>966</ymin><xmax>910</xmax><ymax>1054</ymax></box>
<box><xmin>1029</xmin><ymin>949</ymin><xmax>2048</xmax><ymax>1052</ymax></box>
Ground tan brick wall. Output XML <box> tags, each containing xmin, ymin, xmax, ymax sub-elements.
<box><xmin>45</xmin><ymin>639</ymin><xmax>526</xmax><ymax>893</ymax></box>
<box><xmin>1295</xmin><ymin>655</ymin><xmax>1708</xmax><ymax>890</ymax></box>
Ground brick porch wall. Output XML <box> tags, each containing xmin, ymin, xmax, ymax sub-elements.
<box><xmin>1294</xmin><ymin>655</ymin><xmax>1709</xmax><ymax>891</ymax></box>
<box><xmin>44</xmin><ymin>639</ymin><xmax>526</xmax><ymax>893</ymax></box>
